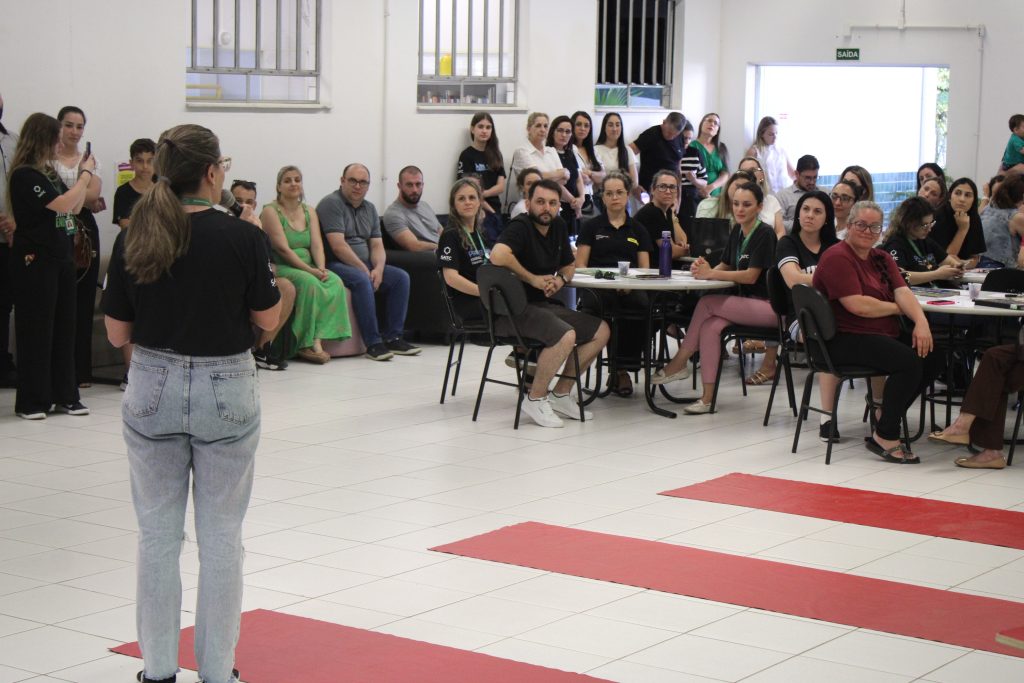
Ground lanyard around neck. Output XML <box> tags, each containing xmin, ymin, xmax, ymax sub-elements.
<box><xmin>181</xmin><ymin>198</ymin><xmax>213</xmax><ymax>208</ymax></box>
<box><xmin>736</xmin><ymin>224</ymin><xmax>757</xmax><ymax>266</ymax></box>
<box><xmin>462</xmin><ymin>225</ymin><xmax>487</xmax><ymax>259</ymax></box>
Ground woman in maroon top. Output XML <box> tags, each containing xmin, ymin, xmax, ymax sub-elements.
<box><xmin>812</xmin><ymin>201</ymin><xmax>934</xmax><ymax>464</ymax></box>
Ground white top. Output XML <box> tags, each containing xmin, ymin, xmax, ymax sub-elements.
<box><xmin>695</xmin><ymin>194</ymin><xmax>782</xmax><ymax>228</ymax></box>
<box><xmin>508</xmin><ymin>143</ymin><xmax>562</xmax><ymax>205</ymax></box>
<box><xmin>594</xmin><ymin>144</ymin><xmax>636</xmax><ymax>174</ymax></box>
<box><xmin>755</xmin><ymin>143</ymin><xmax>791</xmax><ymax>194</ymax></box>
<box><xmin>52</xmin><ymin>155</ymin><xmax>102</xmax><ymax>190</ymax></box>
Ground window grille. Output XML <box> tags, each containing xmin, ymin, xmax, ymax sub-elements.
<box><xmin>596</xmin><ymin>0</ymin><xmax>678</xmax><ymax>109</ymax></box>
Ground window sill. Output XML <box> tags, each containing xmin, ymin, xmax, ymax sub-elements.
<box><xmin>185</xmin><ymin>101</ymin><xmax>331</xmax><ymax>111</ymax></box>
<box><xmin>416</xmin><ymin>104</ymin><xmax>528</xmax><ymax>113</ymax></box>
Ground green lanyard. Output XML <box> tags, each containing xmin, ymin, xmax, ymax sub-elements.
<box><xmin>181</xmin><ymin>198</ymin><xmax>214</xmax><ymax>208</ymax></box>
<box><xmin>463</xmin><ymin>226</ymin><xmax>488</xmax><ymax>261</ymax></box>
<box><xmin>907</xmin><ymin>238</ymin><xmax>933</xmax><ymax>269</ymax></box>
<box><xmin>735</xmin><ymin>224</ymin><xmax>757</xmax><ymax>267</ymax></box>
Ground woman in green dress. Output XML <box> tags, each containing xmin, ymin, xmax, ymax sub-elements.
<box><xmin>692</xmin><ymin>112</ymin><xmax>730</xmax><ymax>199</ymax></box>
<box><xmin>260</xmin><ymin>165</ymin><xmax>350</xmax><ymax>363</ymax></box>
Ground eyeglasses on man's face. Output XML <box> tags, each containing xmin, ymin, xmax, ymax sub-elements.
<box><xmin>345</xmin><ymin>177</ymin><xmax>370</xmax><ymax>188</ymax></box>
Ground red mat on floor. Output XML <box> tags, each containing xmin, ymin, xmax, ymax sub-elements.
<box><xmin>433</xmin><ymin>522</ymin><xmax>1024</xmax><ymax>658</ymax></box>
<box><xmin>111</xmin><ymin>609</ymin><xmax>610</xmax><ymax>682</ymax></box>
<box><xmin>997</xmin><ymin>626</ymin><xmax>1024</xmax><ymax>651</ymax></box>
<box><xmin>660</xmin><ymin>473</ymin><xmax>1024</xmax><ymax>550</ymax></box>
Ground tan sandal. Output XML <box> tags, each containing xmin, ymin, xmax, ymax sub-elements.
<box><xmin>742</xmin><ymin>340</ymin><xmax>768</xmax><ymax>354</ymax></box>
<box><xmin>745</xmin><ymin>370</ymin><xmax>774</xmax><ymax>386</ymax></box>
<box><xmin>298</xmin><ymin>348</ymin><xmax>330</xmax><ymax>364</ymax></box>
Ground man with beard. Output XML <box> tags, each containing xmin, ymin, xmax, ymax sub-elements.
<box><xmin>490</xmin><ymin>179</ymin><xmax>610</xmax><ymax>428</ymax></box>
<box><xmin>0</xmin><ymin>93</ymin><xmax>17</xmax><ymax>386</ymax></box>
<box><xmin>381</xmin><ymin>165</ymin><xmax>442</xmax><ymax>251</ymax></box>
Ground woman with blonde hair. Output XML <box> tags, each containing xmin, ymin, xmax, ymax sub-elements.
<box><xmin>260</xmin><ymin>165</ymin><xmax>351</xmax><ymax>363</ymax></box>
<box><xmin>746</xmin><ymin>115</ymin><xmax>795</xmax><ymax>194</ymax></box>
<box><xmin>102</xmin><ymin>123</ymin><xmax>281</xmax><ymax>683</ymax></box>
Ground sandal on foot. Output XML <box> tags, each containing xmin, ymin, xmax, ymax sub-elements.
<box><xmin>745</xmin><ymin>370</ymin><xmax>775</xmax><ymax>386</ymax></box>
<box><xmin>928</xmin><ymin>430</ymin><xmax>970</xmax><ymax>446</ymax></box>
<box><xmin>298</xmin><ymin>348</ymin><xmax>330</xmax><ymax>364</ymax></box>
<box><xmin>742</xmin><ymin>340</ymin><xmax>767</xmax><ymax>354</ymax></box>
<box><xmin>865</xmin><ymin>437</ymin><xmax>920</xmax><ymax>464</ymax></box>
<box><xmin>607</xmin><ymin>372</ymin><xmax>633</xmax><ymax>397</ymax></box>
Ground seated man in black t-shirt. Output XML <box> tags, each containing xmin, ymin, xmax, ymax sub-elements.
<box><xmin>490</xmin><ymin>180</ymin><xmax>610</xmax><ymax>428</ymax></box>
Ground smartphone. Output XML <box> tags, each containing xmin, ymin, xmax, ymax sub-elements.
<box><xmin>85</xmin><ymin>141</ymin><xmax>91</xmax><ymax>158</ymax></box>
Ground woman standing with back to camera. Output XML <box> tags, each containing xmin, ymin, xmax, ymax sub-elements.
<box><xmin>102</xmin><ymin>124</ymin><xmax>280</xmax><ymax>683</ymax></box>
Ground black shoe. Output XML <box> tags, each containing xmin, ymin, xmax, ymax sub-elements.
<box><xmin>137</xmin><ymin>671</ymin><xmax>176</xmax><ymax>683</ymax></box>
<box><xmin>253</xmin><ymin>342</ymin><xmax>287</xmax><ymax>371</ymax></box>
<box><xmin>52</xmin><ymin>401</ymin><xmax>89</xmax><ymax>416</ymax></box>
<box><xmin>197</xmin><ymin>668</ymin><xmax>240</xmax><ymax>683</ymax></box>
<box><xmin>819</xmin><ymin>420</ymin><xmax>841</xmax><ymax>443</ymax></box>
<box><xmin>385</xmin><ymin>339</ymin><xmax>421</xmax><ymax>356</ymax></box>
<box><xmin>365</xmin><ymin>343</ymin><xmax>394</xmax><ymax>361</ymax></box>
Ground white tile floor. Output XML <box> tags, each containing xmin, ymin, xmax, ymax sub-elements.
<box><xmin>1</xmin><ymin>343</ymin><xmax>1024</xmax><ymax>682</ymax></box>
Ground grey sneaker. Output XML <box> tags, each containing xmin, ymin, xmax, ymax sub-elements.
<box><xmin>549</xmin><ymin>392</ymin><xmax>593</xmax><ymax>421</ymax></box>
<box><xmin>521</xmin><ymin>396</ymin><xmax>564</xmax><ymax>428</ymax></box>
<box><xmin>385</xmin><ymin>339</ymin><xmax>421</xmax><ymax>356</ymax></box>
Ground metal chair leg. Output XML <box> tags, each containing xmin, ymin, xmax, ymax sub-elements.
<box><xmin>473</xmin><ymin>345</ymin><xmax>496</xmax><ymax>421</ymax></box>
<box><xmin>440</xmin><ymin>335</ymin><xmax>458</xmax><ymax>404</ymax></box>
<box><xmin>451</xmin><ymin>336</ymin><xmax>467</xmax><ymax>398</ymax></box>
<box><xmin>792</xmin><ymin>371</ymin><xmax>815</xmax><ymax>453</ymax></box>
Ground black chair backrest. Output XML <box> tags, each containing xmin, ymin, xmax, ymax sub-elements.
<box><xmin>982</xmin><ymin>268</ymin><xmax>1024</xmax><ymax>294</ymax></box>
<box><xmin>476</xmin><ymin>264</ymin><xmax>529</xmax><ymax>318</ymax></box>
<box><xmin>436</xmin><ymin>269</ymin><xmax>463</xmax><ymax>330</ymax></box>
<box><xmin>765</xmin><ymin>267</ymin><xmax>789</xmax><ymax>318</ymax></box>
<box><xmin>792</xmin><ymin>283</ymin><xmax>843</xmax><ymax>375</ymax></box>
<box><xmin>687</xmin><ymin>217</ymin><xmax>731</xmax><ymax>267</ymax></box>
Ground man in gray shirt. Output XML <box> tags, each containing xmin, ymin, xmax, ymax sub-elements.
<box><xmin>316</xmin><ymin>163</ymin><xmax>419</xmax><ymax>361</ymax></box>
<box><xmin>381</xmin><ymin>165</ymin><xmax>442</xmax><ymax>251</ymax></box>
<box><xmin>776</xmin><ymin>154</ymin><xmax>821</xmax><ymax>230</ymax></box>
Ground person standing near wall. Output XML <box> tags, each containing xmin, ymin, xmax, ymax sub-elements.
<box><xmin>102</xmin><ymin>124</ymin><xmax>281</xmax><ymax>683</ymax></box>
<box><xmin>0</xmin><ymin>93</ymin><xmax>18</xmax><ymax>386</ymax></box>
<box><xmin>746</xmin><ymin>116</ymin><xmax>795</xmax><ymax>194</ymax></box>
<box><xmin>7</xmin><ymin>113</ymin><xmax>94</xmax><ymax>419</ymax></box>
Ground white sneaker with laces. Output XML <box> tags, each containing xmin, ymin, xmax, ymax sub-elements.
<box><xmin>651</xmin><ymin>365</ymin><xmax>690</xmax><ymax>385</ymax></box>
<box><xmin>549</xmin><ymin>392</ymin><xmax>593</xmax><ymax>421</ymax></box>
<box><xmin>521</xmin><ymin>396</ymin><xmax>564</xmax><ymax>428</ymax></box>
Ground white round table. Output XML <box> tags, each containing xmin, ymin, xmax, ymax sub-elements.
<box><xmin>572</xmin><ymin>269</ymin><xmax>733</xmax><ymax>417</ymax></box>
<box><xmin>914</xmin><ymin>291</ymin><xmax>1024</xmax><ymax>317</ymax></box>
<box><xmin>959</xmin><ymin>270</ymin><xmax>990</xmax><ymax>285</ymax></box>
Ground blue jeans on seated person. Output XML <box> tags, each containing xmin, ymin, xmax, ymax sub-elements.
<box><xmin>124</xmin><ymin>346</ymin><xmax>259</xmax><ymax>683</ymax></box>
<box><xmin>326</xmin><ymin>262</ymin><xmax>410</xmax><ymax>346</ymax></box>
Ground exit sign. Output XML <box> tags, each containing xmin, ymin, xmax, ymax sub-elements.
<box><xmin>836</xmin><ymin>48</ymin><xmax>860</xmax><ymax>61</ymax></box>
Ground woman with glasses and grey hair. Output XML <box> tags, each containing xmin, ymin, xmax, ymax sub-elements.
<box><xmin>811</xmin><ymin>200</ymin><xmax>936</xmax><ymax>464</ymax></box>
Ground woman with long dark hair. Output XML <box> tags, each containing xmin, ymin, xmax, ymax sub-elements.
<box><xmin>570</xmin><ymin>110</ymin><xmax>605</xmax><ymax>215</ymax></box>
<box><xmin>456</xmin><ymin>112</ymin><xmax>506</xmax><ymax>243</ymax></box>
<box><xmin>54</xmin><ymin>105</ymin><xmax>104</xmax><ymax>387</ymax></box>
<box><xmin>546</xmin><ymin>115</ymin><xmax>586</xmax><ymax>230</ymax></box>
<box><xmin>102</xmin><ymin>124</ymin><xmax>280</xmax><ymax>683</ymax></box>
<box><xmin>692</xmin><ymin>112</ymin><xmax>730</xmax><ymax>198</ymax></box>
<box><xmin>881</xmin><ymin>196</ymin><xmax>966</xmax><ymax>285</ymax></box>
<box><xmin>594</xmin><ymin>112</ymin><xmax>638</xmax><ymax>191</ymax></box>
<box><xmin>916</xmin><ymin>162</ymin><xmax>945</xmax><ymax>190</ymax></box>
<box><xmin>7</xmin><ymin>113</ymin><xmax>95</xmax><ymax>419</ymax></box>
<box><xmin>931</xmin><ymin>177</ymin><xmax>986</xmax><ymax>267</ymax></box>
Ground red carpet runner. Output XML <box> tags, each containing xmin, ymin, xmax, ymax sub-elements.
<box><xmin>433</xmin><ymin>522</ymin><xmax>1024</xmax><ymax>658</ymax></box>
<box><xmin>660</xmin><ymin>473</ymin><xmax>1024</xmax><ymax>550</ymax></box>
<box><xmin>112</xmin><ymin>609</ymin><xmax>610</xmax><ymax>682</ymax></box>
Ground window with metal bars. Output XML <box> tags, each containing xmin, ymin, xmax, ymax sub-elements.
<box><xmin>596</xmin><ymin>0</ymin><xmax>678</xmax><ymax>109</ymax></box>
<box><xmin>417</xmin><ymin>0</ymin><xmax>518</xmax><ymax>108</ymax></box>
<box><xmin>186</xmin><ymin>0</ymin><xmax>322</xmax><ymax>105</ymax></box>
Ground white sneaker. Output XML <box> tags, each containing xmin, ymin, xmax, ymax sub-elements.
<box><xmin>651</xmin><ymin>365</ymin><xmax>691</xmax><ymax>385</ymax></box>
<box><xmin>549</xmin><ymin>392</ymin><xmax>593</xmax><ymax>421</ymax></box>
<box><xmin>521</xmin><ymin>396</ymin><xmax>564</xmax><ymax>428</ymax></box>
<box><xmin>683</xmin><ymin>399</ymin><xmax>713</xmax><ymax>414</ymax></box>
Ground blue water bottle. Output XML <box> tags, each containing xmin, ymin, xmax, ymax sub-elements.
<box><xmin>659</xmin><ymin>230</ymin><xmax>672</xmax><ymax>277</ymax></box>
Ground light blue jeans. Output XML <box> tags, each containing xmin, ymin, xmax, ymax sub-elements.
<box><xmin>124</xmin><ymin>346</ymin><xmax>259</xmax><ymax>683</ymax></box>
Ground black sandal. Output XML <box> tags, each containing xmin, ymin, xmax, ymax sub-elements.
<box><xmin>865</xmin><ymin>436</ymin><xmax>920</xmax><ymax>464</ymax></box>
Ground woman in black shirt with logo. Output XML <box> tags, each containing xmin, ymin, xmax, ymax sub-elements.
<box><xmin>7</xmin><ymin>113</ymin><xmax>96</xmax><ymax>419</ymax></box>
<box><xmin>437</xmin><ymin>178</ymin><xmax>489</xmax><ymax>322</ymax></box>
<box><xmin>456</xmin><ymin>112</ymin><xmax>506</xmax><ymax>244</ymax></box>
<box><xmin>102</xmin><ymin>124</ymin><xmax>280</xmax><ymax>683</ymax></box>
<box><xmin>882</xmin><ymin>196</ymin><xmax>966</xmax><ymax>286</ymax></box>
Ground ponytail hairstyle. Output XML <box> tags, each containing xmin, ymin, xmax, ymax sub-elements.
<box><xmin>445</xmin><ymin>177</ymin><xmax>483</xmax><ymax>250</ymax></box>
<box><xmin>470</xmin><ymin>112</ymin><xmax>504</xmax><ymax>174</ymax></box>
<box><xmin>124</xmin><ymin>124</ymin><xmax>220</xmax><ymax>284</ymax></box>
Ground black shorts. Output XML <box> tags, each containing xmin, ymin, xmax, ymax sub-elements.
<box><xmin>496</xmin><ymin>301</ymin><xmax>602</xmax><ymax>348</ymax></box>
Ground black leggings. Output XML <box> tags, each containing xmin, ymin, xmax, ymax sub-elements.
<box><xmin>826</xmin><ymin>332</ymin><xmax>941</xmax><ymax>440</ymax></box>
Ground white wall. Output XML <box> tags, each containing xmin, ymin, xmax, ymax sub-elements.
<box><xmin>1</xmin><ymin>0</ymin><xmax>1020</xmax><ymax>262</ymax></box>
<box><xmin>714</xmin><ymin>0</ymin><xmax>1023</xmax><ymax>183</ymax></box>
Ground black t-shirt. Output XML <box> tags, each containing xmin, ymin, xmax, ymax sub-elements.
<box><xmin>721</xmin><ymin>222</ymin><xmax>777</xmax><ymax>299</ymax></box>
<box><xmin>931</xmin><ymin>205</ymin><xmax>986</xmax><ymax>259</ymax></box>
<box><xmin>556</xmin><ymin>148</ymin><xmax>581</xmax><ymax>198</ymax></box>
<box><xmin>634</xmin><ymin>202</ymin><xmax>675</xmax><ymax>261</ymax></box>
<box><xmin>882</xmin><ymin>233</ymin><xmax>948</xmax><ymax>272</ymax></box>
<box><xmin>633</xmin><ymin>125</ymin><xmax>684</xmax><ymax>191</ymax></box>
<box><xmin>776</xmin><ymin>233</ymin><xmax>834</xmax><ymax>274</ymax></box>
<box><xmin>456</xmin><ymin>147</ymin><xmax>505</xmax><ymax>213</ymax></box>
<box><xmin>102</xmin><ymin>208</ymin><xmax>280</xmax><ymax>356</ymax></box>
<box><xmin>8</xmin><ymin>166</ymin><xmax>73</xmax><ymax>260</ymax></box>
<box><xmin>112</xmin><ymin>181</ymin><xmax>144</xmax><ymax>225</ymax></box>
<box><xmin>436</xmin><ymin>227</ymin><xmax>487</xmax><ymax>320</ymax></box>
<box><xmin>577</xmin><ymin>214</ymin><xmax>654</xmax><ymax>267</ymax></box>
<box><xmin>497</xmin><ymin>213</ymin><xmax>574</xmax><ymax>303</ymax></box>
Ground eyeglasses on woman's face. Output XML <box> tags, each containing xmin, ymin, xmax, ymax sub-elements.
<box><xmin>830</xmin><ymin>192</ymin><xmax>855</xmax><ymax>204</ymax></box>
<box><xmin>218</xmin><ymin>157</ymin><xmax>232</xmax><ymax>172</ymax></box>
<box><xmin>849</xmin><ymin>219</ymin><xmax>883</xmax><ymax>234</ymax></box>
<box><xmin>653</xmin><ymin>183</ymin><xmax>678</xmax><ymax>193</ymax></box>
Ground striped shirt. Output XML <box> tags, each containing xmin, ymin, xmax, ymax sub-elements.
<box><xmin>679</xmin><ymin>147</ymin><xmax>707</xmax><ymax>188</ymax></box>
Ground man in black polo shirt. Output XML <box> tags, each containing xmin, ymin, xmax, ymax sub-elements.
<box><xmin>630</xmin><ymin>112</ymin><xmax>687</xmax><ymax>195</ymax></box>
<box><xmin>490</xmin><ymin>180</ymin><xmax>610</xmax><ymax>428</ymax></box>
